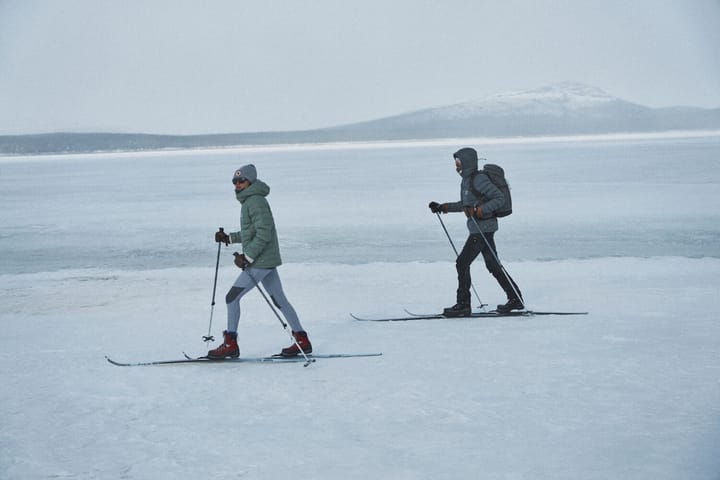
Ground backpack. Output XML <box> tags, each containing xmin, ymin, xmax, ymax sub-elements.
<box><xmin>469</xmin><ymin>163</ymin><xmax>512</xmax><ymax>217</ymax></box>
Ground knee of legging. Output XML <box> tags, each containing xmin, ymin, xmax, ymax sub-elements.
<box><xmin>226</xmin><ymin>286</ymin><xmax>244</xmax><ymax>304</ymax></box>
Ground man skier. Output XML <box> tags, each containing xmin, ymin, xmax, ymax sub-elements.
<box><xmin>429</xmin><ymin>147</ymin><xmax>524</xmax><ymax>316</ymax></box>
<box><xmin>209</xmin><ymin>164</ymin><xmax>312</xmax><ymax>359</ymax></box>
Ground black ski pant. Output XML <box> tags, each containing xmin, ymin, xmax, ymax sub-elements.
<box><xmin>456</xmin><ymin>232</ymin><xmax>522</xmax><ymax>305</ymax></box>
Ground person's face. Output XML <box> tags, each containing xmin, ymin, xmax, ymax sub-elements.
<box><xmin>455</xmin><ymin>158</ymin><xmax>462</xmax><ymax>174</ymax></box>
<box><xmin>233</xmin><ymin>177</ymin><xmax>250</xmax><ymax>191</ymax></box>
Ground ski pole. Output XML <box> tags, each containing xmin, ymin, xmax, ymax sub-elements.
<box><xmin>435</xmin><ymin>212</ymin><xmax>487</xmax><ymax>310</ymax></box>
<box><xmin>233</xmin><ymin>252</ymin><xmax>315</xmax><ymax>367</ymax></box>
<box><xmin>203</xmin><ymin>227</ymin><xmax>224</xmax><ymax>346</ymax></box>
<box><xmin>469</xmin><ymin>217</ymin><xmax>525</xmax><ymax>308</ymax></box>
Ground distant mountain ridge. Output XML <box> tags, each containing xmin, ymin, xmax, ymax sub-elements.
<box><xmin>325</xmin><ymin>82</ymin><xmax>720</xmax><ymax>139</ymax></box>
<box><xmin>2</xmin><ymin>82</ymin><xmax>719</xmax><ymax>155</ymax></box>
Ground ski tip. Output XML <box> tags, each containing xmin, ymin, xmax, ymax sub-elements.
<box><xmin>350</xmin><ymin>313</ymin><xmax>389</xmax><ymax>321</ymax></box>
<box><xmin>105</xmin><ymin>356</ymin><xmax>126</xmax><ymax>366</ymax></box>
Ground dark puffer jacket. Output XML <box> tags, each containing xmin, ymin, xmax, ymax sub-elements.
<box><xmin>446</xmin><ymin>147</ymin><xmax>505</xmax><ymax>233</ymax></box>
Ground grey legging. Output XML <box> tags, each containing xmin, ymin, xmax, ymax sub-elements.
<box><xmin>225</xmin><ymin>267</ymin><xmax>304</xmax><ymax>333</ymax></box>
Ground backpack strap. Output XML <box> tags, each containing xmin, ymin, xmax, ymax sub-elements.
<box><xmin>468</xmin><ymin>171</ymin><xmax>483</xmax><ymax>199</ymax></box>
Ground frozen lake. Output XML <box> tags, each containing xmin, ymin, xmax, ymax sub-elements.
<box><xmin>1</xmin><ymin>132</ymin><xmax>719</xmax><ymax>274</ymax></box>
<box><xmin>1</xmin><ymin>132</ymin><xmax>720</xmax><ymax>480</ymax></box>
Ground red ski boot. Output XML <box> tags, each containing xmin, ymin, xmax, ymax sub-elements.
<box><xmin>207</xmin><ymin>330</ymin><xmax>240</xmax><ymax>359</ymax></box>
<box><xmin>280</xmin><ymin>331</ymin><xmax>312</xmax><ymax>357</ymax></box>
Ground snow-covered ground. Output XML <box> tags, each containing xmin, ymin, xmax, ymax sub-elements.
<box><xmin>1</xmin><ymin>133</ymin><xmax>719</xmax><ymax>479</ymax></box>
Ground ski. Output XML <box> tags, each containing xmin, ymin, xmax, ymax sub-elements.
<box><xmin>351</xmin><ymin>310</ymin><xmax>588</xmax><ymax>322</ymax></box>
<box><xmin>106</xmin><ymin>352</ymin><xmax>382</xmax><ymax>367</ymax></box>
<box><xmin>181</xmin><ymin>351</ymin><xmax>383</xmax><ymax>362</ymax></box>
<box><xmin>405</xmin><ymin>309</ymin><xmax>588</xmax><ymax>317</ymax></box>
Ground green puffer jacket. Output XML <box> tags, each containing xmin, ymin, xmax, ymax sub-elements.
<box><xmin>228</xmin><ymin>180</ymin><xmax>282</xmax><ymax>268</ymax></box>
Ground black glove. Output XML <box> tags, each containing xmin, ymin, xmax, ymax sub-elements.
<box><xmin>215</xmin><ymin>229</ymin><xmax>230</xmax><ymax>245</ymax></box>
<box><xmin>429</xmin><ymin>201</ymin><xmax>448</xmax><ymax>214</ymax></box>
<box><xmin>233</xmin><ymin>252</ymin><xmax>250</xmax><ymax>270</ymax></box>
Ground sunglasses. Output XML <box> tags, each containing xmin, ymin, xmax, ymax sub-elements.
<box><xmin>232</xmin><ymin>177</ymin><xmax>248</xmax><ymax>185</ymax></box>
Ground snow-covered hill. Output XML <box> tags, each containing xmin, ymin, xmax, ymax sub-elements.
<box><xmin>419</xmin><ymin>82</ymin><xmax>621</xmax><ymax>118</ymax></box>
<box><xmin>326</xmin><ymin>82</ymin><xmax>720</xmax><ymax>138</ymax></box>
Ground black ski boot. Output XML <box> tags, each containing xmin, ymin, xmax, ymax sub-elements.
<box><xmin>496</xmin><ymin>297</ymin><xmax>525</xmax><ymax>313</ymax></box>
<box><xmin>443</xmin><ymin>303</ymin><xmax>471</xmax><ymax>317</ymax></box>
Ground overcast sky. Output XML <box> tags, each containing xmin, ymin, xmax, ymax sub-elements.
<box><xmin>1</xmin><ymin>0</ymin><xmax>719</xmax><ymax>135</ymax></box>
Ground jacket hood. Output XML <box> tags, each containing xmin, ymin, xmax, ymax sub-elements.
<box><xmin>453</xmin><ymin>147</ymin><xmax>479</xmax><ymax>178</ymax></box>
<box><xmin>235</xmin><ymin>179</ymin><xmax>270</xmax><ymax>203</ymax></box>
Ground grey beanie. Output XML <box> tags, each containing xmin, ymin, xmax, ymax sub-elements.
<box><xmin>232</xmin><ymin>164</ymin><xmax>257</xmax><ymax>183</ymax></box>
